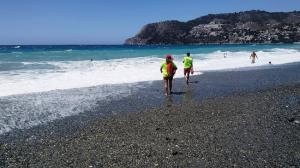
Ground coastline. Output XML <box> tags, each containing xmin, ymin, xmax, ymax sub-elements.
<box><xmin>124</xmin><ymin>42</ymin><xmax>300</xmax><ymax>45</ymax></box>
<box><xmin>1</xmin><ymin>62</ymin><xmax>300</xmax><ymax>167</ymax></box>
<box><xmin>1</xmin><ymin>62</ymin><xmax>300</xmax><ymax>140</ymax></box>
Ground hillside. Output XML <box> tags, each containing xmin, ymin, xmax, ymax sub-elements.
<box><xmin>125</xmin><ymin>10</ymin><xmax>300</xmax><ymax>44</ymax></box>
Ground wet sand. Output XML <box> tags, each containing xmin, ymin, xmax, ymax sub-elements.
<box><xmin>1</xmin><ymin>63</ymin><xmax>300</xmax><ymax>167</ymax></box>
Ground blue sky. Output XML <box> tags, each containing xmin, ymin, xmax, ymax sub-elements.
<box><xmin>0</xmin><ymin>0</ymin><xmax>300</xmax><ymax>45</ymax></box>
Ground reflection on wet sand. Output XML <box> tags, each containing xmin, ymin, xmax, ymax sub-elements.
<box><xmin>183</xmin><ymin>85</ymin><xmax>192</xmax><ymax>102</ymax></box>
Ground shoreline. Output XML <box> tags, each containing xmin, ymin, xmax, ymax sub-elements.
<box><xmin>124</xmin><ymin>42</ymin><xmax>300</xmax><ymax>45</ymax></box>
<box><xmin>1</xmin><ymin>62</ymin><xmax>300</xmax><ymax>140</ymax></box>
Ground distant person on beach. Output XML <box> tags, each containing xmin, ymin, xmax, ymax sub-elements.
<box><xmin>183</xmin><ymin>52</ymin><xmax>193</xmax><ymax>84</ymax></box>
<box><xmin>160</xmin><ymin>54</ymin><xmax>177</xmax><ymax>96</ymax></box>
<box><xmin>250</xmin><ymin>51</ymin><xmax>258</xmax><ymax>64</ymax></box>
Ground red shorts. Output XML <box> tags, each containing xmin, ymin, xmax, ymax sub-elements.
<box><xmin>184</xmin><ymin>68</ymin><xmax>191</xmax><ymax>75</ymax></box>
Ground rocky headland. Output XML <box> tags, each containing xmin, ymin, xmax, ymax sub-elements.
<box><xmin>125</xmin><ymin>10</ymin><xmax>300</xmax><ymax>45</ymax></box>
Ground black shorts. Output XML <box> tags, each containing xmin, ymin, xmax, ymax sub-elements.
<box><xmin>163</xmin><ymin>76</ymin><xmax>173</xmax><ymax>80</ymax></box>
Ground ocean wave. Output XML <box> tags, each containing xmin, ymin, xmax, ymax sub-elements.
<box><xmin>0</xmin><ymin>62</ymin><xmax>59</xmax><ymax>72</ymax></box>
<box><xmin>0</xmin><ymin>48</ymin><xmax>300</xmax><ymax>97</ymax></box>
<box><xmin>1</xmin><ymin>47</ymin><xmax>300</xmax><ymax>134</ymax></box>
<box><xmin>11</xmin><ymin>51</ymin><xmax>23</xmax><ymax>54</ymax></box>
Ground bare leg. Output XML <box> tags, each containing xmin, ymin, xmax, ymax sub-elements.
<box><xmin>169</xmin><ymin>78</ymin><xmax>173</xmax><ymax>94</ymax></box>
<box><xmin>184</xmin><ymin>70</ymin><xmax>188</xmax><ymax>83</ymax></box>
<box><xmin>164</xmin><ymin>79</ymin><xmax>169</xmax><ymax>95</ymax></box>
<box><xmin>186</xmin><ymin>72</ymin><xmax>190</xmax><ymax>84</ymax></box>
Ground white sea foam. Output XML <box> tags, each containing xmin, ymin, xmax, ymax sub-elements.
<box><xmin>194</xmin><ymin>48</ymin><xmax>300</xmax><ymax>71</ymax></box>
<box><xmin>0</xmin><ymin>84</ymin><xmax>136</xmax><ymax>134</ymax></box>
<box><xmin>0</xmin><ymin>48</ymin><xmax>299</xmax><ymax>97</ymax></box>
<box><xmin>0</xmin><ymin>48</ymin><xmax>300</xmax><ymax>134</ymax></box>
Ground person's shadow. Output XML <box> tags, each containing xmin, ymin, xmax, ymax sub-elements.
<box><xmin>182</xmin><ymin>85</ymin><xmax>192</xmax><ymax>102</ymax></box>
<box><xmin>188</xmin><ymin>80</ymin><xmax>199</xmax><ymax>84</ymax></box>
<box><xmin>163</xmin><ymin>95</ymin><xmax>173</xmax><ymax>107</ymax></box>
<box><xmin>171</xmin><ymin>91</ymin><xmax>185</xmax><ymax>95</ymax></box>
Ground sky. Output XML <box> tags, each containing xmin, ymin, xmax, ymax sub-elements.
<box><xmin>0</xmin><ymin>0</ymin><xmax>300</xmax><ymax>45</ymax></box>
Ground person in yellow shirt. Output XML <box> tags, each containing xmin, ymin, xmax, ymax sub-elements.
<box><xmin>182</xmin><ymin>52</ymin><xmax>193</xmax><ymax>84</ymax></box>
<box><xmin>160</xmin><ymin>54</ymin><xmax>177</xmax><ymax>96</ymax></box>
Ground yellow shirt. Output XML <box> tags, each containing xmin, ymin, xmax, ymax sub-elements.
<box><xmin>161</xmin><ymin>61</ymin><xmax>177</xmax><ymax>77</ymax></box>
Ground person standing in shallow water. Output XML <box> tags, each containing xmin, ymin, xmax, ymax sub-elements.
<box><xmin>183</xmin><ymin>52</ymin><xmax>193</xmax><ymax>84</ymax></box>
<box><xmin>250</xmin><ymin>51</ymin><xmax>258</xmax><ymax>64</ymax></box>
<box><xmin>160</xmin><ymin>54</ymin><xmax>177</xmax><ymax>96</ymax></box>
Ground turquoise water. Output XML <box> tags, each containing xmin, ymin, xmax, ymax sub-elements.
<box><xmin>0</xmin><ymin>44</ymin><xmax>299</xmax><ymax>72</ymax></box>
<box><xmin>1</xmin><ymin>44</ymin><xmax>300</xmax><ymax>62</ymax></box>
<box><xmin>1</xmin><ymin>44</ymin><xmax>300</xmax><ymax>97</ymax></box>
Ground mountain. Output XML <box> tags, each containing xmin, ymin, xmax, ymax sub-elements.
<box><xmin>125</xmin><ymin>10</ymin><xmax>300</xmax><ymax>45</ymax></box>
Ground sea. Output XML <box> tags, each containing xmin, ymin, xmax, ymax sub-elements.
<box><xmin>1</xmin><ymin>44</ymin><xmax>300</xmax><ymax>134</ymax></box>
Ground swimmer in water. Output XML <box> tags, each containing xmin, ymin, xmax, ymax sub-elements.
<box><xmin>250</xmin><ymin>51</ymin><xmax>258</xmax><ymax>64</ymax></box>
